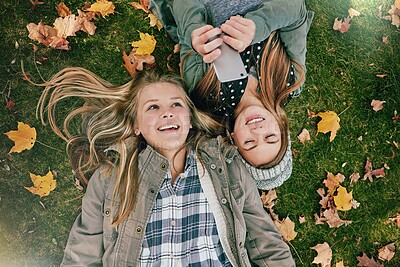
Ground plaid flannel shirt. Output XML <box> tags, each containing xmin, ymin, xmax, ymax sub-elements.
<box><xmin>139</xmin><ymin>150</ymin><xmax>232</xmax><ymax>267</ymax></box>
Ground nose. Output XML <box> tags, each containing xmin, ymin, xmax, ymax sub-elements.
<box><xmin>250</xmin><ymin>124</ymin><xmax>265</xmax><ymax>134</ymax></box>
<box><xmin>162</xmin><ymin>109</ymin><xmax>174</xmax><ymax>118</ymax></box>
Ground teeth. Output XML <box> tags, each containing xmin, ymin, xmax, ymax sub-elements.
<box><xmin>247</xmin><ymin>117</ymin><xmax>264</xmax><ymax>124</ymax></box>
<box><xmin>159</xmin><ymin>125</ymin><xmax>179</xmax><ymax>131</ymax></box>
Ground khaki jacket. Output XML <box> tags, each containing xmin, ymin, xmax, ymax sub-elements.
<box><xmin>61</xmin><ymin>137</ymin><xmax>295</xmax><ymax>266</ymax></box>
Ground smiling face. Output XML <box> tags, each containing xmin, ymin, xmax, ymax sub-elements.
<box><xmin>135</xmin><ymin>82</ymin><xmax>192</xmax><ymax>159</ymax></box>
<box><xmin>232</xmin><ymin>105</ymin><xmax>281</xmax><ymax>167</ymax></box>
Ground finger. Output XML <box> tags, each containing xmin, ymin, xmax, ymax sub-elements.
<box><xmin>220</xmin><ymin>23</ymin><xmax>243</xmax><ymax>40</ymax></box>
<box><xmin>224</xmin><ymin>18</ymin><xmax>254</xmax><ymax>35</ymax></box>
<box><xmin>228</xmin><ymin>15</ymin><xmax>254</xmax><ymax>28</ymax></box>
<box><xmin>192</xmin><ymin>26</ymin><xmax>222</xmax><ymax>45</ymax></box>
<box><xmin>202</xmin><ymin>37</ymin><xmax>223</xmax><ymax>54</ymax></box>
<box><xmin>222</xmin><ymin>35</ymin><xmax>245</xmax><ymax>52</ymax></box>
<box><xmin>203</xmin><ymin>48</ymin><xmax>221</xmax><ymax>63</ymax></box>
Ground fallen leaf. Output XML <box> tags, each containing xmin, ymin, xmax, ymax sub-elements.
<box><xmin>130</xmin><ymin>0</ymin><xmax>150</xmax><ymax>12</ymax></box>
<box><xmin>336</xmin><ymin>260</ymin><xmax>346</xmax><ymax>267</ymax></box>
<box><xmin>77</xmin><ymin>10</ymin><xmax>97</xmax><ymax>35</ymax></box>
<box><xmin>26</xmin><ymin>21</ymin><xmax>70</xmax><ymax>50</ymax></box>
<box><xmin>53</xmin><ymin>14</ymin><xmax>82</xmax><ymax>38</ymax></box>
<box><xmin>371</xmin><ymin>100</ymin><xmax>386</xmax><ymax>112</ymax></box>
<box><xmin>323</xmin><ymin>208</ymin><xmax>352</xmax><ymax>228</ymax></box>
<box><xmin>371</xmin><ymin>167</ymin><xmax>385</xmax><ymax>178</ymax></box>
<box><xmin>260</xmin><ymin>189</ymin><xmax>277</xmax><ymax>210</ymax></box>
<box><xmin>123</xmin><ymin>48</ymin><xmax>156</xmax><ymax>77</ymax></box>
<box><xmin>274</xmin><ymin>216</ymin><xmax>297</xmax><ymax>242</ymax></box>
<box><xmin>316</xmin><ymin>111</ymin><xmax>340</xmax><ymax>142</ymax></box>
<box><xmin>323</xmin><ymin>172</ymin><xmax>345</xmax><ymax>195</ymax></box>
<box><xmin>4</xmin><ymin>122</ymin><xmax>36</xmax><ymax>153</ymax></box>
<box><xmin>333</xmin><ymin>17</ymin><xmax>351</xmax><ymax>33</ymax></box>
<box><xmin>131</xmin><ymin>32</ymin><xmax>157</xmax><ymax>55</ymax></box>
<box><xmin>147</xmin><ymin>13</ymin><xmax>163</xmax><ymax>30</ymax></box>
<box><xmin>363</xmin><ymin>157</ymin><xmax>385</xmax><ymax>182</ymax></box>
<box><xmin>349</xmin><ymin>8</ymin><xmax>361</xmax><ymax>18</ymax></box>
<box><xmin>386</xmin><ymin>213</ymin><xmax>400</xmax><ymax>228</ymax></box>
<box><xmin>394</xmin><ymin>141</ymin><xmax>399</xmax><ymax>148</ymax></box>
<box><xmin>376</xmin><ymin>74</ymin><xmax>387</xmax><ymax>78</ymax></box>
<box><xmin>382</xmin><ymin>36</ymin><xmax>389</xmax><ymax>44</ymax></box>
<box><xmin>378</xmin><ymin>243</ymin><xmax>395</xmax><ymax>261</ymax></box>
<box><xmin>297</xmin><ymin>128</ymin><xmax>311</xmax><ymax>144</ymax></box>
<box><xmin>314</xmin><ymin>212</ymin><xmax>326</xmax><ymax>225</ymax></box>
<box><xmin>56</xmin><ymin>2</ymin><xmax>72</xmax><ymax>17</ymax></box>
<box><xmin>334</xmin><ymin>186</ymin><xmax>353</xmax><ymax>211</ymax></box>
<box><xmin>87</xmin><ymin>0</ymin><xmax>115</xmax><ymax>18</ymax></box>
<box><xmin>6</xmin><ymin>99</ymin><xmax>15</xmax><ymax>111</ymax></box>
<box><xmin>24</xmin><ymin>171</ymin><xmax>56</xmax><ymax>197</ymax></box>
<box><xmin>299</xmin><ymin>215</ymin><xmax>306</xmax><ymax>224</ymax></box>
<box><xmin>30</xmin><ymin>0</ymin><xmax>44</xmax><ymax>10</ymax></box>
<box><xmin>356</xmin><ymin>252</ymin><xmax>383</xmax><ymax>267</ymax></box>
<box><xmin>317</xmin><ymin>187</ymin><xmax>330</xmax><ymax>209</ymax></box>
<box><xmin>396</xmin><ymin>0</ymin><xmax>400</xmax><ymax>9</ymax></box>
<box><xmin>311</xmin><ymin>242</ymin><xmax>332</xmax><ymax>267</ymax></box>
<box><xmin>350</xmin><ymin>172</ymin><xmax>360</xmax><ymax>183</ymax></box>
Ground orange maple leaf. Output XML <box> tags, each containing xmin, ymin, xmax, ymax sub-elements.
<box><xmin>316</xmin><ymin>111</ymin><xmax>340</xmax><ymax>142</ymax></box>
<box><xmin>24</xmin><ymin>171</ymin><xmax>56</xmax><ymax>197</ymax></box>
<box><xmin>122</xmin><ymin>48</ymin><xmax>156</xmax><ymax>78</ymax></box>
<box><xmin>4</xmin><ymin>122</ymin><xmax>36</xmax><ymax>153</ymax></box>
<box><xmin>147</xmin><ymin>14</ymin><xmax>163</xmax><ymax>30</ymax></box>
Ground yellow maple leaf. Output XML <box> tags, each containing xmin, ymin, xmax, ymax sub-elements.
<box><xmin>25</xmin><ymin>171</ymin><xmax>57</xmax><ymax>197</ymax></box>
<box><xmin>274</xmin><ymin>216</ymin><xmax>297</xmax><ymax>242</ymax></box>
<box><xmin>4</xmin><ymin>122</ymin><xmax>37</xmax><ymax>153</ymax></box>
<box><xmin>131</xmin><ymin>32</ymin><xmax>156</xmax><ymax>55</ymax></box>
<box><xmin>87</xmin><ymin>0</ymin><xmax>115</xmax><ymax>18</ymax></box>
<box><xmin>334</xmin><ymin>186</ymin><xmax>353</xmax><ymax>211</ymax></box>
<box><xmin>316</xmin><ymin>111</ymin><xmax>340</xmax><ymax>142</ymax></box>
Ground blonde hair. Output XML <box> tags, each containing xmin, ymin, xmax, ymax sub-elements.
<box><xmin>36</xmin><ymin>68</ymin><xmax>222</xmax><ymax>225</ymax></box>
<box><xmin>189</xmin><ymin>31</ymin><xmax>304</xmax><ymax>168</ymax></box>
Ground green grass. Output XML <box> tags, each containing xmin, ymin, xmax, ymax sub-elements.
<box><xmin>1</xmin><ymin>0</ymin><xmax>399</xmax><ymax>266</ymax></box>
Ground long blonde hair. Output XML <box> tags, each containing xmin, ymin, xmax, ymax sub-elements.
<box><xmin>189</xmin><ymin>31</ymin><xmax>305</xmax><ymax>167</ymax></box>
<box><xmin>36</xmin><ymin>68</ymin><xmax>222</xmax><ymax>225</ymax></box>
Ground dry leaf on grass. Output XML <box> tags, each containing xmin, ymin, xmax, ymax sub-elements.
<box><xmin>87</xmin><ymin>0</ymin><xmax>115</xmax><ymax>18</ymax></box>
<box><xmin>371</xmin><ymin>100</ymin><xmax>386</xmax><ymax>111</ymax></box>
<box><xmin>378</xmin><ymin>243</ymin><xmax>395</xmax><ymax>261</ymax></box>
<box><xmin>25</xmin><ymin>171</ymin><xmax>56</xmax><ymax>197</ymax></box>
<box><xmin>356</xmin><ymin>252</ymin><xmax>383</xmax><ymax>267</ymax></box>
<box><xmin>297</xmin><ymin>128</ymin><xmax>310</xmax><ymax>144</ymax></box>
<box><xmin>311</xmin><ymin>242</ymin><xmax>332</xmax><ymax>267</ymax></box>
<box><xmin>131</xmin><ymin>32</ymin><xmax>157</xmax><ymax>55</ymax></box>
<box><xmin>333</xmin><ymin>17</ymin><xmax>351</xmax><ymax>33</ymax></box>
<box><xmin>316</xmin><ymin>111</ymin><xmax>340</xmax><ymax>142</ymax></box>
<box><xmin>4</xmin><ymin>122</ymin><xmax>36</xmax><ymax>153</ymax></box>
<box><xmin>274</xmin><ymin>217</ymin><xmax>297</xmax><ymax>242</ymax></box>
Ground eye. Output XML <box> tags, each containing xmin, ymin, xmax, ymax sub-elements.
<box><xmin>147</xmin><ymin>104</ymin><xmax>159</xmax><ymax>111</ymax></box>
<box><xmin>172</xmin><ymin>102</ymin><xmax>183</xmax><ymax>107</ymax></box>
<box><xmin>265</xmin><ymin>134</ymin><xmax>279</xmax><ymax>143</ymax></box>
<box><xmin>244</xmin><ymin>139</ymin><xmax>255</xmax><ymax>145</ymax></box>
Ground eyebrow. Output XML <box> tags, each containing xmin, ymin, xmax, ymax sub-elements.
<box><xmin>144</xmin><ymin>96</ymin><xmax>184</xmax><ymax>105</ymax></box>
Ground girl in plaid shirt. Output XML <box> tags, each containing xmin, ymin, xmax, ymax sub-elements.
<box><xmin>37</xmin><ymin>68</ymin><xmax>295</xmax><ymax>266</ymax></box>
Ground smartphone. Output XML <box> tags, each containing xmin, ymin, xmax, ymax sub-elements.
<box><xmin>213</xmin><ymin>42</ymin><xmax>248</xmax><ymax>83</ymax></box>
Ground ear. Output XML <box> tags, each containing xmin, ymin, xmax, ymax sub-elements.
<box><xmin>135</xmin><ymin>128</ymin><xmax>141</xmax><ymax>136</ymax></box>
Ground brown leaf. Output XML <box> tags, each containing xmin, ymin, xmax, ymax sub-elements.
<box><xmin>317</xmin><ymin>187</ymin><xmax>330</xmax><ymax>209</ymax></box>
<box><xmin>333</xmin><ymin>17</ymin><xmax>351</xmax><ymax>33</ymax></box>
<box><xmin>323</xmin><ymin>207</ymin><xmax>352</xmax><ymax>228</ymax></box>
<box><xmin>356</xmin><ymin>252</ymin><xmax>383</xmax><ymax>267</ymax></box>
<box><xmin>386</xmin><ymin>213</ymin><xmax>400</xmax><ymax>228</ymax></box>
<box><xmin>130</xmin><ymin>1</ymin><xmax>150</xmax><ymax>13</ymax></box>
<box><xmin>348</xmin><ymin>8</ymin><xmax>361</xmax><ymax>18</ymax></box>
<box><xmin>371</xmin><ymin>167</ymin><xmax>385</xmax><ymax>178</ymax></box>
<box><xmin>350</xmin><ymin>172</ymin><xmax>360</xmax><ymax>183</ymax></box>
<box><xmin>311</xmin><ymin>242</ymin><xmax>332</xmax><ymax>267</ymax></box>
<box><xmin>371</xmin><ymin>99</ymin><xmax>386</xmax><ymax>112</ymax></box>
<box><xmin>274</xmin><ymin>216</ymin><xmax>297</xmax><ymax>242</ymax></box>
<box><xmin>77</xmin><ymin>10</ymin><xmax>97</xmax><ymax>35</ymax></box>
<box><xmin>87</xmin><ymin>0</ymin><xmax>115</xmax><ymax>18</ymax></box>
<box><xmin>376</xmin><ymin>74</ymin><xmax>387</xmax><ymax>78</ymax></box>
<box><xmin>122</xmin><ymin>48</ymin><xmax>156</xmax><ymax>78</ymax></box>
<box><xmin>6</xmin><ymin>99</ymin><xmax>15</xmax><ymax>111</ymax></box>
<box><xmin>53</xmin><ymin>15</ymin><xmax>82</xmax><ymax>38</ymax></box>
<box><xmin>382</xmin><ymin>36</ymin><xmax>389</xmax><ymax>44</ymax></box>
<box><xmin>30</xmin><ymin>0</ymin><xmax>44</xmax><ymax>10</ymax></box>
<box><xmin>378</xmin><ymin>243</ymin><xmax>395</xmax><ymax>261</ymax></box>
<box><xmin>56</xmin><ymin>2</ymin><xmax>72</xmax><ymax>17</ymax></box>
<box><xmin>314</xmin><ymin>212</ymin><xmax>326</xmax><ymax>225</ymax></box>
<box><xmin>323</xmin><ymin>172</ymin><xmax>345</xmax><ymax>195</ymax></box>
<box><xmin>297</xmin><ymin>128</ymin><xmax>311</xmax><ymax>144</ymax></box>
<box><xmin>298</xmin><ymin>215</ymin><xmax>306</xmax><ymax>224</ymax></box>
<box><xmin>363</xmin><ymin>157</ymin><xmax>373</xmax><ymax>182</ymax></box>
<box><xmin>260</xmin><ymin>189</ymin><xmax>277</xmax><ymax>210</ymax></box>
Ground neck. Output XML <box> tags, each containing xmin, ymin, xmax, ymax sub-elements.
<box><xmin>167</xmin><ymin>147</ymin><xmax>187</xmax><ymax>184</ymax></box>
<box><xmin>235</xmin><ymin>76</ymin><xmax>262</xmax><ymax>115</ymax></box>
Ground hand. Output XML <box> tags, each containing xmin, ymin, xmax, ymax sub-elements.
<box><xmin>191</xmin><ymin>25</ymin><xmax>223</xmax><ymax>63</ymax></box>
<box><xmin>220</xmin><ymin>16</ymin><xmax>255</xmax><ymax>52</ymax></box>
